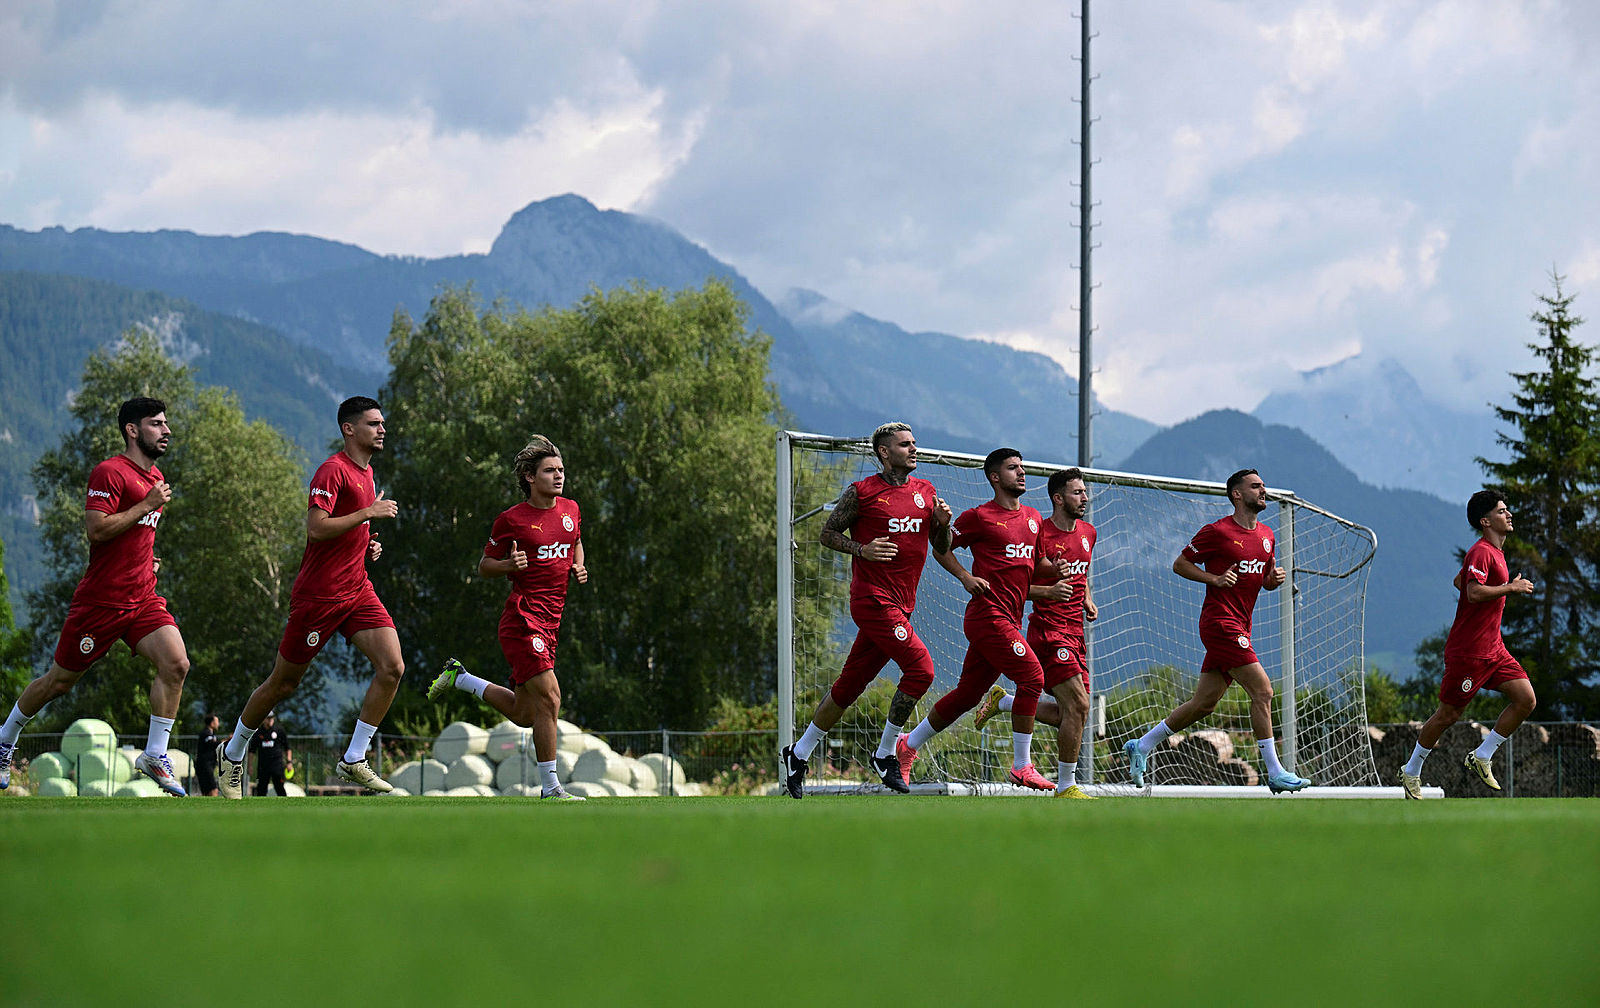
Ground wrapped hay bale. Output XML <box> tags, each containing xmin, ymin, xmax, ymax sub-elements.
<box><xmin>444</xmin><ymin>786</ymin><xmax>488</xmax><ymax>797</ymax></box>
<box><xmin>76</xmin><ymin>749</ymin><xmax>133</xmax><ymax>790</ymax></box>
<box><xmin>485</xmin><ymin>721</ymin><xmax>531</xmax><ymax>763</ymax></box>
<box><xmin>627</xmin><ymin>758</ymin><xmax>659</xmax><ymax>796</ymax></box>
<box><xmin>115</xmin><ymin>779</ymin><xmax>162</xmax><ymax>798</ymax></box>
<box><xmin>564</xmin><ymin>780</ymin><xmax>608</xmax><ymax>798</ymax></box>
<box><xmin>30</xmin><ymin>752</ymin><xmax>69</xmax><ymax>782</ymax></box>
<box><xmin>284</xmin><ymin>782</ymin><xmax>306</xmax><ymax>797</ymax></box>
<box><xmin>38</xmin><ymin>777</ymin><xmax>77</xmax><ymax>797</ymax></box>
<box><xmin>557</xmin><ymin>750</ymin><xmax>576</xmax><ymax>783</ymax></box>
<box><xmin>571</xmin><ymin>747</ymin><xmax>631</xmax><ymax>786</ymax></box>
<box><xmin>432</xmin><ymin>722</ymin><xmax>488</xmax><ymax>765</ymax></box>
<box><xmin>165</xmin><ymin>747</ymin><xmax>192</xmax><ymax>779</ymax></box>
<box><xmin>62</xmin><ymin>719</ymin><xmax>116</xmax><ymax>760</ymax></box>
<box><xmin>636</xmin><ymin>753</ymin><xmax>688</xmax><ymax>792</ymax></box>
<box><xmin>422</xmin><ymin>789</ymin><xmax>449</xmax><ymax>797</ymax></box>
<box><xmin>390</xmin><ymin>759</ymin><xmax>449</xmax><ymax>795</ymax></box>
<box><xmin>79</xmin><ymin>778</ymin><xmax>116</xmax><ymax>797</ymax></box>
<box><xmin>599</xmin><ymin>780</ymin><xmax>637</xmax><ymax>797</ymax></box>
<box><xmin>445</xmin><ymin>754</ymin><xmax>494</xmax><ymax>790</ymax></box>
<box><xmin>495</xmin><ymin>753</ymin><xmax>538</xmax><ymax>792</ymax></box>
<box><xmin>500</xmin><ymin>783</ymin><xmax>539</xmax><ymax>797</ymax></box>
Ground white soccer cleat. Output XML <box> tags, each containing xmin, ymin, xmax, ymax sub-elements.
<box><xmin>1396</xmin><ymin>767</ymin><xmax>1422</xmax><ymax>800</ymax></box>
<box><xmin>0</xmin><ymin>739</ymin><xmax>13</xmax><ymax>790</ymax></box>
<box><xmin>336</xmin><ymin>758</ymin><xmax>395</xmax><ymax>793</ymax></box>
<box><xmin>1462</xmin><ymin>751</ymin><xmax>1501</xmax><ymax>791</ymax></box>
<box><xmin>540</xmin><ymin>785</ymin><xmax>585</xmax><ymax>802</ymax></box>
<box><xmin>219</xmin><ymin>742</ymin><xmax>246</xmax><ymax>800</ymax></box>
<box><xmin>134</xmin><ymin>751</ymin><xmax>188</xmax><ymax>796</ymax></box>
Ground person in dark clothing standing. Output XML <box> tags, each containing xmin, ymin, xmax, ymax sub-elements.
<box><xmin>196</xmin><ymin>713</ymin><xmax>221</xmax><ymax>796</ymax></box>
<box><xmin>249</xmin><ymin>712</ymin><xmax>293</xmax><ymax>796</ymax></box>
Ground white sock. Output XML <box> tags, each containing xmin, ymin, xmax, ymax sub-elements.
<box><xmin>224</xmin><ymin>718</ymin><xmax>256</xmax><ymax>762</ymax></box>
<box><xmin>538</xmin><ymin>759</ymin><xmax>559</xmax><ymax>792</ymax></box>
<box><xmin>1258</xmin><ymin>737</ymin><xmax>1286</xmax><ymax>777</ymax></box>
<box><xmin>998</xmin><ymin>694</ymin><xmax>1014</xmax><ymax>713</ymax></box>
<box><xmin>1136</xmin><ymin>720</ymin><xmax>1174</xmax><ymax>754</ymax></box>
<box><xmin>906</xmin><ymin>717</ymin><xmax>937</xmax><ymax>750</ymax></box>
<box><xmin>343</xmin><ymin>719</ymin><xmax>378</xmax><ymax>763</ymax></box>
<box><xmin>1056</xmin><ymin>762</ymin><xmax>1078</xmax><ymax>791</ymax></box>
<box><xmin>1474</xmin><ymin>730</ymin><xmax>1509</xmax><ymax>761</ymax></box>
<box><xmin>1</xmin><ymin>703</ymin><xmax>32</xmax><ymax>746</ymax></box>
<box><xmin>454</xmin><ymin>671</ymin><xmax>490</xmax><ymax>698</ymax></box>
<box><xmin>793</xmin><ymin>722</ymin><xmax>827</xmax><ymax>761</ymax></box>
<box><xmin>145</xmin><ymin>715</ymin><xmax>175</xmax><ymax>756</ymax></box>
<box><xmin>874</xmin><ymin>722</ymin><xmax>904</xmax><ymax>759</ymax></box>
<box><xmin>1012</xmin><ymin>731</ymin><xmax>1033</xmax><ymax>770</ymax></box>
<box><xmin>1403</xmin><ymin>743</ymin><xmax>1430</xmax><ymax>777</ymax></box>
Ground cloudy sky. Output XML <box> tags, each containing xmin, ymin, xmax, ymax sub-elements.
<box><xmin>2</xmin><ymin>1</ymin><xmax>1596</xmax><ymax>424</ymax></box>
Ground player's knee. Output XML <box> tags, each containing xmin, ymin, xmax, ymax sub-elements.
<box><xmin>898</xmin><ymin>668</ymin><xmax>934</xmax><ymax>698</ymax></box>
<box><xmin>159</xmin><ymin>654</ymin><xmax>191</xmax><ymax>682</ymax></box>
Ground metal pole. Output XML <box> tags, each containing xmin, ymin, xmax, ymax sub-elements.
<box><xmin>1279</xmin><ymin>501</ymin><xmax>1298</xmax><ymax>771</ymax></box>
<box><xmin>776</xmin><ymin>431</ymin><xmax>796</xmax><ymax>755</ymax></box>
<box><xmin>1076</xmin><ymin>0</ymin><xmax>1097</xmax><ymax>782</ymax></box>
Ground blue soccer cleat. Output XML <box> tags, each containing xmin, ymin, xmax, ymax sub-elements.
<box><xmin>1266</xmin><ymin>771</ymin><xmax>1312</xmax><ymax>794</ymax></box>
<box><xmin>1123</xmin><ymin>738</ymin><xmax>1148</xmax><ymax>788</ymax></box>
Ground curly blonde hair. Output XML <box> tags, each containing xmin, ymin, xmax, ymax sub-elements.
<box><xmin>513</xmin><ymin>435</ymin><xmax>561</xmax><ymax>496</ymax></box>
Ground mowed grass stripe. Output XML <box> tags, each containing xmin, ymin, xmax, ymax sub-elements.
<box><xmin>2</xmin><ymin>796</ymin><xmax>1596</xmax><ymax>1005</ymax></box>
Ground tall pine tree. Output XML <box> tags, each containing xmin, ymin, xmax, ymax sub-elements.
<box><xmin>1478</xmin><ymin>273</ymin><xmax>1600</xmax><ymax>718</ymax></box>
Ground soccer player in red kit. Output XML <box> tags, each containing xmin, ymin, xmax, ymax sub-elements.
<box><xmin>0</xmin><ymin>398</ymin><xmax>191</xmax><ymax>795</ymax></box>
<box><xmin>899</xmin><ymin>449</ymin><xmax>1068</xmax><ymax>791</ymax></box>
<box><xmin>1396</xmin><ymin>491</ymin><xmax>1535</xmax><ymax>797</ymax></box>
<box><xmin>1123</xmin><ymin>468</ymin><xmax>1311</xmax><ymax>793</ymax></box>
<box><xmin>427</xmin><ymin>436</ymin><xmax>589</xmax><ymax>801</ymax></box>
<box><xmin>219</xmin><ymin>396</ymin><xmax>403</xmax><ymax>796</ymax></box>
<box><xmin>781</xmin><ymin>423</ymin><xmax>952</xmax><ymax>797</ymax></box>
<box><xmin>973</xmin><ymin>468</ymin><xmax>1100</xmax><ymax>798</ymax></box>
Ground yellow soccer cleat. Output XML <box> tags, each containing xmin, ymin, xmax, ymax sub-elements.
<box><xmin>1396</xmin><ymin>767</ymin><xmax>1422</xmax><ymax>799</ymax></box>
<box><xmin>1054</xmin><ymin>784</ymin><xmax>1098</xmax><ymax>800</ymax></box>
<box><xmin>972</xmin><ymin>684</ymin><xmax>1008</xmax><ymax>730</ymax></box>
<box><xmin>1462</xmin><ymin>751</ymin><xmax>1501</xmax><ymax>791</ymax></box>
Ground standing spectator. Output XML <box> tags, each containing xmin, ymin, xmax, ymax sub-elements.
<box><xmin>249</xmin><ymin>712</ymin><xmax>292</xmax><ymax>796</ymax></box>
<box><xmin>195</xmin><ymin>713</ymin><xmax>221</xmax><ymax>796</ymax></box>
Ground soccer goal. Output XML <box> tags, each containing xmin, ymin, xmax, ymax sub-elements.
<box><xmin>777</xmin><ymin>430</ymin><xmax>1383</xmax><ymax>795</ymax></box>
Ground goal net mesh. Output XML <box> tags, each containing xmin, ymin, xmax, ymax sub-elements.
<box><xmin>779</xmin><ymin>432</ymin><xmax>1381</xmax><ymax>793</ymax></box>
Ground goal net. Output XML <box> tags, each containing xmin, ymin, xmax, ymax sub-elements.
<box><xmin>777</xmin><ymin>431</ymin><xmax>1382</xmax><ymax>794</ymax></box>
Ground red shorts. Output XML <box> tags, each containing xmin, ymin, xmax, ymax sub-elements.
<box><xmin>1029</xmin><ymin>633</ymin><xmax>1089</xmax><ymax>693</ymax></box>
<box><xmin>1199</xmin><ymin>622</ymin><xmax>1259</xmax><ymax>683</ymax></box>
<box><xmin>829</xmin><ymin>601</ymin><xmax>936</xmax><ymax>707</ymax></box>
<box><xmin>1440</xmin><ymin>652</ymin><xmax>1527</xmax><ymax>706</ymax></box>
<box><xmin>500</xmin><ymin>625</ymin><xmax>558</xmax><ymax>684</ymax></box>
<box><xmin>278</xmin><ymin>584</ymin><xmax>394</xmax><ymax>664</ymax></box>
<box><xmin>53</xmin><ymin>595</ymin><xmax>178</xmax><ymax>672</ymax></box>
<box><xmin>932</xmin><ymin>617</ymin><xmax>1044</xmax><ymax>723</ymax></box>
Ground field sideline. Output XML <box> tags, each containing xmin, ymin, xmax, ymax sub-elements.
<box><xmin>2</xmin><ymin>796</ymin><xmax>1596</xmax><ymax>1005</ymax></box>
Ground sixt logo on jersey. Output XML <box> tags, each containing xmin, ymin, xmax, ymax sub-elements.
<box><xmin>536</xmin><ymin>542</ymin><xmax>573</xmax><ymax>560</ymax></box>
<box><xmin>1237</xmin><ymin>559</ymin><xmax>1267</xmax><ymax>575</ymax></box>
<box><xmin>1059</xmin><ymin>559</ymin><xmax>1089</xmax><ymax>575</ymax></box>
<box><xmin>887</xmin><ymin>516</ymin><xmax>923</xmax><ymax>533</ymax></box>
<box><xmin>1004</xmin><ymin>543</ymin><xmax>1035</xmax><ymax>559</ymax></box>
<box><xmin>137</xmin><ymin>511</ymin><xmax>161</xmax><ymax>529</ymax></box>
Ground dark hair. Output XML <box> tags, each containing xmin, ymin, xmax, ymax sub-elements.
<box><xmin>1225</xmin><ymin>468</ymin><xmax>1259</xmax><ymax>501</ymax></box>
<box><xmin>983</xmin><ymin>447</ymin><xmax>1021</xmax><ymax>478</ymax></box>
<box><xmin>513</xmin><ymin>435</ymin><xmax>561</xmax><ymax>497</ymax></box>
<box><xmin>1048</xmin><ymin>467</ymin><xmax>1085</xmax><ymax>500</ymax></box>
<box><xmin>338</xmin><ymin>396</ymin><xmax>382</xmax><ymax>428</ymax></box>
<box><xmin>1467</xmin><ymin>489</ymin><xmax>1504</xmax><ymax>532</ymax></box>
<box><xmin>117</xmin><ymin>397</ymin><xmax>165</xmax><ymax>439</ymax></box>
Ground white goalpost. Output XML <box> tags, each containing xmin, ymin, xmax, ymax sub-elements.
<box><xmin>777</xmin><ymin>430</ymin><xmax>1392</xmax><ymax>796</ymax></box>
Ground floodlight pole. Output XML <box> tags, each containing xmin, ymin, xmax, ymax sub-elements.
<box><xmin>1076</xmin><ymin>0</ymin><xmax>1098</xmax><ymax>783</ymax></box>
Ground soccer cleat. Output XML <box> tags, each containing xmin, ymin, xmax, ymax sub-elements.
<box><xmin>1397</xmin><ymin>768</ymin><xmax>1423</xmax><ymax>800</ymax></box>
<box><xmin>1055</xmin><ymin>784</ymin><xmax>1098</xmax><ymax>800</ymax></box>
<box><xmin>427</xmin><ymin>658</ymin><xmax>464</xmax><ymax>700</ymax></box>
<box><xmin>972</xmin><ymin>684</ymin><xmax>1008</xmax><ymax>730</ymax></box>
<box><xmin>134</xmin><ymin>751</ymin><xmax>188</xmax><ymax>797</ymax></box>
<box><xmin>1123</xmin><ymin>739</ymin><xmax>1148</xmax><ymax>788</ymax></box>
<box><xmin>336</xmin><ymin>758</ymin><xmax>395</xmax><ymax>793</ymax></box>
<box><xmin>894</xmin><ymin>734</ymin><xmax>918</xmax><ymax>790</ymax></box>
<box><xmin>780</xmin><ymin>744</ymin><xmax>807</xmax><ymax>799</ymax></box>
<box><xmin>540</xmin><ymin>785</ymin><xmax>585</xmax><ymax>802</ymax></box>
<box><xmin>1462</xmin><ymin>751</ymin><xmax>1501</xmax><ymax>791</ymax></box>
<box><xmin>1008</xmin><ymin>763</ymin><xmax>1054</xmax><ymax>790</ymax></box>
<box><xmin>1266</xmin><ymin>771</ymin><xmax>1312</xmax><ymax>794</ymax></box>
<box><xmin>869</xmin><ymin>751</ymin><xmax>909</xmax><ymax>793</ymax></box>
<box><xmin>219</xmin><ymin>742</ymin><xmax>246</xmax><ymax>800</ymax></box>
<box><xmin>0</xmin><ymin>739</ymin><xmax>13</xmax><ymax>789</ymax></box>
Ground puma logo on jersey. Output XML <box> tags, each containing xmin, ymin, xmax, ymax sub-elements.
<box><xmin>1005</xmin><ymin>543</ymin><xmax>1035</xmax><ymax>559</ymax></box>
<box><xmin>887</xmin><ymin>516</ymin><xmax>923</xmax><ymax>533</ymax></box>
<box><xmin>1237</xmin><ymin>559</ymin><xmax>1267</xmax><ymax>574</ymax></box>
<box><xmin>536</xmin><ymin>542</ymin><xmax>573</xmax><ymax>560</ymax></box>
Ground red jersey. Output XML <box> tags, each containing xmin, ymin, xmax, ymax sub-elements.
<box><xmin>1028</xmin><ymin>518</ymin><xmax>1096</xmax><ymax>644</ymax></box>
<box><xmin>1443</xmin><ymin>538</ymin><xmax>1512</xmax><ymax>660</ymax></box>
<box><xmin>485</xmin><ymin>498</ymin><xmax>581</xmax><ymax>629</ymax></box>
<box><xmin>72</xmin><ymin>455</ymin><xmax>164</xmax><ymax>608</ymax></box>
<box><xmin>1181</xmin><ymin>514</ymin><xmax>1276</xmax><ymax>633</ymax></box>
<box><xmin>847</xmin><ymin>474</ymin><xmax>940</xmax><ymax>612</ymax></box>
<box><xmin>950</xmin><ymin>501</ymin><xmax>1046</xmax><ymax>626</ymax></box>
<box><xmin>290</xmin><ymin>451</ymin><xmax>376</xmax><ymax>602</ymax></box>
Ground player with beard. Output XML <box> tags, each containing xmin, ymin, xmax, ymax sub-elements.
<box><xmin>973</xmin><ymin>468</ymin><xmax>1100</xmax><ymax>798</ymax></box>
<box><xmin>219</xmin><ymin>396</ymin><xmax>404</xmax><ymax>796</ymax></box>
<box><xmin>428</xmin><ymin>436</ymin><xmax>590</xmax><ymax>801</ymax></box>
<box><xmin>896</xmin><ymin>449</ymin><xmax>1069</xmax><ymax>791</ymax></box>
<box><xmin>0</xmin><ymin>398</ymin><xmax>192</xmax><ymax>795</ymax></box>
<box><xmin>781</xmin><ymin>423</ymin><xmax>952</xmax><ymax>797</ymax></box>
<box><xmin>1122</xmin><ymin>468</ymin><xmax>1311</xmax><ymax>793</ymax></box>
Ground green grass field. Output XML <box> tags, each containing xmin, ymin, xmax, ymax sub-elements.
<box><xmin>2</xmin><ymin>795</ymin><xmax>1597</xmax><ymax>1005</ymax></box>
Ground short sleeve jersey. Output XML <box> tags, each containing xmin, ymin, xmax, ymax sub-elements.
<box><xmin>950</xmin><ymin>501</ymin><xmax>1046</xmax><ymax>626</ymax></box>
<box><xmin>73</xmin><ymin>455</ymin><xmax>164</xmax><ymax>608</ymax></box>
<box><xmin>290</xmin><ymin>451</ymin><xmax>375</xmax><ymax>602</ymax></box>
<box><xmin>1443</xmin><ymin>538</ymin><xmax>1512</xmax><ymax>660</ymax></box>
<box><xmin>1028</xmin><ymin>518</ymin><xmax>1096</xmax><ymax>644</ymax></box>
<box><xmin>847</xmin><ymin>474</ymin><xmax>940</xmax><ymax>612</ymax></box>
<box><xmin>1181</xmin><ymin>515</ymin><xmax>1276</xmax><ymax>633</ymax></box>
<box><xmin>484</xmin><ymin>498</ymin><xmax>581</xmax><ymax>629</ymax></box>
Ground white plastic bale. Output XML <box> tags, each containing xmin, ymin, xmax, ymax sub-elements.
<box><xmin>387</xmin><ymin>787</ymin><xmax>412</xmax><ymax>797</ymax></box>
<box><xmin>79</xmin><ymin>778</ymin><xmax>116</xmax><ymax>797</ymax></box>
<box><xmin>557</xmin><ymin>750</ymin><xmax>576</xmax><ymax>783</ymax></box>
<box><xmin>570</xmin><ymin>748</ymin><xmax>630</xmax><ymax>785</ymax></box>
<box><xmin>599</xmin><ymin>780</ymin><xmax>636</xmax><ymax>797</ymax></box>
<box><xmin>472</xmin><ymin>784</ymin><xmax>498</xmax><ymax>797</ymax></box>
<box><xmin>75</xmin><ymin>749</ymin><xmax>133</xmax><ymax>788</ymax></box>
<box><xmin>628</xmin><ymin>758</ymin><xmax>659</xmax><ymax>795</ymax></box>
<box><xmin>555</xmin><ymin>718</ymin><xmax>581</xmax><ymax>739</ymax></box>
<box><xmin>423</xmin><ymin>789</ymin><xmax>449</xmax><ymax>797</ymax></box>
<box><xmin>390</xmin><ymin>758</ymin><xmax>449</xmax><ymax>794</ymax></box>
<box><xmin>500</xmin><ymin>783</ymin><xmax>539</xmax><ymax>797</ymax></box>
<box><xmin>636</xmin><ymin>753</ymin><xmax>689</xmax><ymax>790</ymax></box>
<box><xmin>444</xmin><ymin>786</ymin><xmax>487</xmax><ymax>797</ymax></box>
<box><xmin>38</xmin><ymin>777</ymin><xmax>77</xmax><ymax>796</ymax></box>
<box><xmin>61</xmin><ymin>719</ymin><xmax>116</xmax><ymax>760</ymax></box>
<box><xmin>30</xmin><ymin>752</ymin><xmax>69</xmax><ymax>781</ymax></box>
<box><xmin>164</xmin><ymin>747</ymin><xmax>192</xmax><ymax>778</ymax></box>
<box><xmin>114</xmin><ymin>779</ymin><xmax>162</xmax><ymax>798</ymax></box>
<box><xmin>445</xmin><ymin>753</ymin><xmax>494</xmax><ymax>789</ymax></box>
<box><xmin>484</xmin><ymin>721</ymin><xmax>531</xmax><ymax>763</ymax></box>
<box><xmin>556</xmin><ymin>731</ymin><xmax>588</xmax><ymax>755</ymax></box>
<box><xmin>563</xmin><ymin>780</ymin><xmax>609</xmax><ymax>798</ymax></box>
<box><xmin>284</xmin><ymin>782</ymin><xmax>306</xmax><ymax>798</ymax></box>
<box><xmin>495</xmin><ymin>753</ymin><xmax>538</xmax><ymax>791</ymax></box>
<box><xmin>432</xmin><ymin>721</ymin><xmax>489</xmax><ymax>765</ymax></box>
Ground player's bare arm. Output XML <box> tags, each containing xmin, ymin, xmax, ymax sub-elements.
<box><xmin>478</xmin><ymin>540</ymin><xmax>529</xmax><ymax>579</ymax></box>
<box><xmin>306</xmin><ymin>490</ymin><xmax>399</xmax><ymax>542</ymax></box>
<box><xmin>929</xmin><ymin>496</ymin><xmax>953</xmax><ymax>553</ymax></box>
<box><xmin>1035</xmin><ymin>555</ymin><xmax>1071</xmax><ymax>580</ymax></box>
<box><xmin>367</xmin><ymin>536</ymin><xmax>383</xmax><ymax>562</ymax></box>
<box><xmin>571</xmin><ymin>538</ymin><xmax>588</xmax><ymax>584</ymax></box>
<box><xmin>935</xmin><ymin>545</ymin><xmax>989</xmax><ymax>596</ymax></box>
<box><xmin>818</xmin><ymin>485</ymin><xmax>865</xmax><ymax>557</ymax></box>
<box><xmin>1263</xmin><ymin>564</ymin><xmax>1287</xmax><ymax>590</ymax></box>
<box><xmin>1083</xmin><ymin>584</ymin><xmax>1097</xmax><ymax>621</ymax></box>
<box><xmin>1028</xmin><ymin>580</ymin><xmax>1074</xmax><ymax>603</ymax></box>
<box><xmin>84</xmin><ymin>478</ymin><xmax>171</xmax><ymax>543</ymax></box>
<box><xmin>1463</xmin><ymin>575</ymin><xmax>1534</xmax><ymax>603</ymax></box>
<box><xmin>1174</xmin><ymin>554</ymin><xmax>1236</xmax><ymax>588</ymax></box>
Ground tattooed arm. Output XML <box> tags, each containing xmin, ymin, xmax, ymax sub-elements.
<box><xmin>819</xmin><ymin>485</ymin><xmax>862</xmax><ymax>556</ymax></box>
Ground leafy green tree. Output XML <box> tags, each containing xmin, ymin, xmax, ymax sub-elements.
<box><xmin>377</xmin><ymin>281</ymin><xmax>791</xmax><ymax>730</ymax></box>
<box><xmin>1478</xmin><ymin>273</ymin><xmax>1600</xmax><ymax>718</ymax></box>
<box><xmin>0</xmin><ymin>538</ymin><xmax>33</xmax><ymax>702</ymax></box>
<box><xmin>25</xmin><ymin>328</ymin><xmax>309</xmax><ymax>730</ymax></box>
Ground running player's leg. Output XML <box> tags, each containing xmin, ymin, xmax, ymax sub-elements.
<box><xmin>130</xmin><ymin>622</ymin><xmax>190</xmax><ymax>795</ymax></box>
<box><xmin>1052</xmin><ymin>676</ymin><xmax>1090</xmax><ymax>777</ymax></box>
<box><xmin>796</xmin><ymin>630</ymin><xmax>888</xmax><ymax>759</ymax></box>
<box><xmin>1125</xmin><ymin>670</ymin><xmax>1231</xmax><ymax>785</ymax></box>
<box><xmin>1</xmin><ymin>662</ymin><xmax>84</xmax><ymax>788</ymax></box>
<box><xmin>337</xmin><ymin>625</ymin><xmax>402</xmax><ymax>791</ymax></box>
